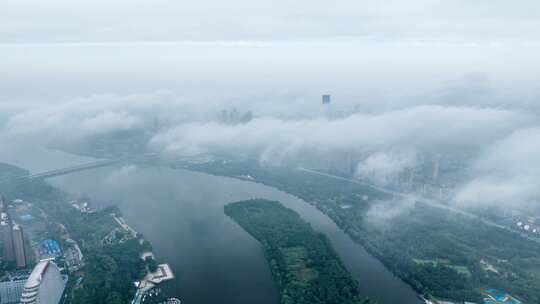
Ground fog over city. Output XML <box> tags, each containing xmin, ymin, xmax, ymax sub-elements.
<box><xmin>2</xmin><ymin>2</ymin><xmax>540</xmax><ymax>304</ymax></box>
<box><xmin>2</xmin><ymin>1</ymin><xmax>540</xmax><ymax>213</ymax></box>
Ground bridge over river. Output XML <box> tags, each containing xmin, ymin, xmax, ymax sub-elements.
<box><xmin>24</xmin><ymin>159</ymin><xmax>121</xmax><ymax>179</ymax></box>
<box><xmin>0</xmin><ymin>153</ymin><xmax>159</xmax><ymax>184</ymax></box>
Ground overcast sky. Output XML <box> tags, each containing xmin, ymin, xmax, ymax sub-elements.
<box><xmin>2</xmin><ymin>0</ymin><xmax>540</xmax><ymax>43</ymax></box>
<box><xmin>1</xmin><ymin>1</ymin><xmax>539</xmax><ymax>210</ymax></box>
<box><xmin>2</xmin><ymin>0</ymin><xmax>540</xmax><ymax>105</ymax></box>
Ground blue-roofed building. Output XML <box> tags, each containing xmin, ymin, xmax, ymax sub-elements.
<box><xmin>482</xmin><ymin>289</ymin><xmax>522</xmax><ymax>304</ymax></box>
<box><xmin>38</xmin><ymin>239</ymin><xmax>62</xmax><ymax>260</ymax></box>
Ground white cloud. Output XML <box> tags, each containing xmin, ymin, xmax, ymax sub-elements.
<box><xmin>150</xmin><ymin>105</ymin><xmax>533</xmax><ymax>165</ymax></box>
<box><xmin>366</xmin><ymin>196</ymin><xmax>417</xmax><ymax>226</ymax></box>
<box><xmin>105</xmin><ymin>164</ymin><xmax>139</xmax><ymax>185</ymax></box>
<box><xmin>355</xmin><ymin>150</ymin><xmax>417</xmax><ymax>187</ymax></box>
<box><xmin>454</xmin><ymin>128</ymin><xmax>540</xmax><ymax>209</ymax></box>
<box><xmin>1</xmin><ymin>93</ymin><xmax>166</xmax><ymax>142</ymax></box>
<box><xmin>80</xmin><ymin>111</ymin><xmax>142</xmax><ymax>134</ymax></box>
<box><xmin>1</xmin><ymin>86</ymin><xmax>538</xmax><ymax>211</ymax></box>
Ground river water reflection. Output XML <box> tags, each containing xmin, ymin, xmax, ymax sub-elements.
<box><xmin>48</xmin><ymin>165</ymin><xmax>421</xmax><ymax>304</ymax></box>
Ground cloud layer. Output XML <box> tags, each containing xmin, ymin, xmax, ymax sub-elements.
<box><xmin>148</xmin><ymin>104</ymin><xmax>540</xmax><ymax>211</ymax></box>
<box><xmin>355</xmin><ymin>150</ymin><xmax>417</xmax><ymax>187</ymax></box>
<box><xmin>2</xmin><ymin>0</ymin><xmax>540</xmax><ymax>43</ymax></box>
<box><xmin>455</xmin><ymin>128</ymin><xmax>540</xmax><ymax>210</ymax></box>
<box><xmin>1</xmin><ymin>84</ymin><xmax>538</xmax><ymax>211</ymax></box>
<box><xmin>150</xmin><ymin>105</ymin><xmax>532</xmax><ymax>157</ymax></box>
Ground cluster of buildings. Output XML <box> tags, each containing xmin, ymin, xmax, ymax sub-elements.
<box><xmin>70</xmin><ymin>200</ymin><xmax>94</xmax><ymax>214</ymax></box>
<box><xmin>132</xmin><ymin>259</ymin><xmax>175</xmax><ymax>304</ymax></box>
<box><xmin>516</xmin><ymin>219</ymin><xmax>540</xmax><ymax>235</ymax></box>
<box><xmin>313</xmin><ymin>97</ymin><xmax>470</xmax><ymax>201</ymax></box>
<box><xmin>218</xmin><ymin>108</ymin><xmax>253</xmax><ymax>125</ymax></box>
<box><xmin>0</xmin><ymin>196</ymin><xmax>66</xmax><ymax>304</ymax></box>
<box><xmin>0</xmin><ymin>271</ymin><xmax>29</xmax><ymax>304</ymax></box>
<box><xmin>62</xmin><ymin>239</ymin><xmax>83</xmax><ymax>273</ymax></box>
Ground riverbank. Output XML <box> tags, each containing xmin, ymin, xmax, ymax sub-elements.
<box><xmin>111</xmin><ymin>214</ymin><xmax>176</xmax><ymax>303</ymax></box>
<box><xmin>47</xmin><ymin>162</ymin><xmax>422</xmax><ymax>303</ymax></box>
<box><xmin>0</xmin><ymin>162</ymin><xmax>174</xmax><ymax>303</ymax></box>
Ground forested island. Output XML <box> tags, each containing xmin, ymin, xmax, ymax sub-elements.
<box><xmin>225</xmin><ymin>199</ymin><xmax>374</xmax><ymax>304</ymax></box>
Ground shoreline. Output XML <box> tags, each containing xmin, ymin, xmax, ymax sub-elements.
<box><xmin>111</xmin><ymin>214</ymin><xmax>176</xmax><ymax>303</ymax></box>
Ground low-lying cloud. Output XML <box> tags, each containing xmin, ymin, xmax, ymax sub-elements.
<box><xmin>149</xmin><ymin>104</ymin><xmax>539</xmax><ymax>210</ymax></box>
<box><xmin>355</xmin><ymin>150</ymin><xmax>417</xmax><ymax>187</ymax></box>
<box><xmin>150</xmin><ymin>105</ymin><xmax>532</xmax><ymax>160</ymax></box>
<box><xmin>1</xmin><ymin>87</ymin><xmax>538</xmax><ymax>212</ymax></box>
<box><xmin>366</xmin><ymin>196</ymin><xmax>417</xmax><ymax>227</ymax></box>
<box><xmin>454</xmin><ymin>127</ymin><xmax>540</xmax><ymax>210</ymax></box>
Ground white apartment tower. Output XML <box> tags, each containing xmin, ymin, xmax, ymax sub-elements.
<box><xmin>20</xmin><ymin>261</ymin><xmax>65</xmax><ymax>304</ymax></box>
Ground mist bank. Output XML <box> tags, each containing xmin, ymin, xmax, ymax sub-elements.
<box><xmin>1</xmin><ymin>40</ymin><xmax>540</xmax><ymax>212</ymax></box>
<box><xmin>2</xmin><ymin>88</ymin><xmax>539</xmax><ymax>211</ymax></box>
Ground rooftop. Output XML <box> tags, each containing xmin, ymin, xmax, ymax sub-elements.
<box><xmin>24</xmin><ymin>260</ymin><xmax>50</xmax><ymax>289</ymax></box>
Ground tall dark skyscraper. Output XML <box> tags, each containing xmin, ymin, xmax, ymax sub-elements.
<box><xmin>13</xmin><ymin>225</ymin><xmax>27</xmax><ymax>268</ymax></box>
<box><xmin>1</xmin><ymin>195</ymin><xmax>24</xmax><ymax>266</ymax></box>
<box><xmin>1</xmin><ymin>220</ymin><xmax>15</xmax><ymax>262</ymax></box>
<box><xmin>322</xmin><ymin>94</ymin><xmax>331</xmax><ymax>105</ymax></box>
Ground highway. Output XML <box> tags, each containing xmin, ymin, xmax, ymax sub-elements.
<box><xmin>297</xmin><ymin>167</ymin><xmax>540</xmax><ymax>245</ymax></box>
<box><xmin>298</xmin><ymin>167</ymin><xmax>487</xmax><ymax>220</ymax></box>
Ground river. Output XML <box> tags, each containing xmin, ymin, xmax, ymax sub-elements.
<box><xmin>1</xmin><ymin>146</ymin><xmax>422</xmax><ymax>304</ymax></box>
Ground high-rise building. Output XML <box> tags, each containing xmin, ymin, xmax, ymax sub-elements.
<box><xmin>20</xmin><ymin>260</ymin><xmax>66</xmax><ymax>304</ymax></box>
<box><xmin>1</xmin><ymin>221</ymin><xmax>15</xmax><ymax>262</ymax></box>
<box><xmin>433</xmin><ymin>156</ymin><xmax>440</xmax><ymax>180</ymax></box>
<box><xmin>322</xmin><ymin>94</ymin><xmax>331</xmax><ymax>105</ymax></box>
<box><xmin>12</xmin><ymin>225</ymin><xmax>27</xmax><ymax>268</ymax></box>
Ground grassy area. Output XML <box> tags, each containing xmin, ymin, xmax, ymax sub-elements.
<box><xmin>413</xmin><ymin>259</ymin><xmax>472</xmax><ymax>277</ymax></box>
<box><xmin>281</xmin><ymin>246</ymin><xmax>318</xmax><ymax>282</ymax></box>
